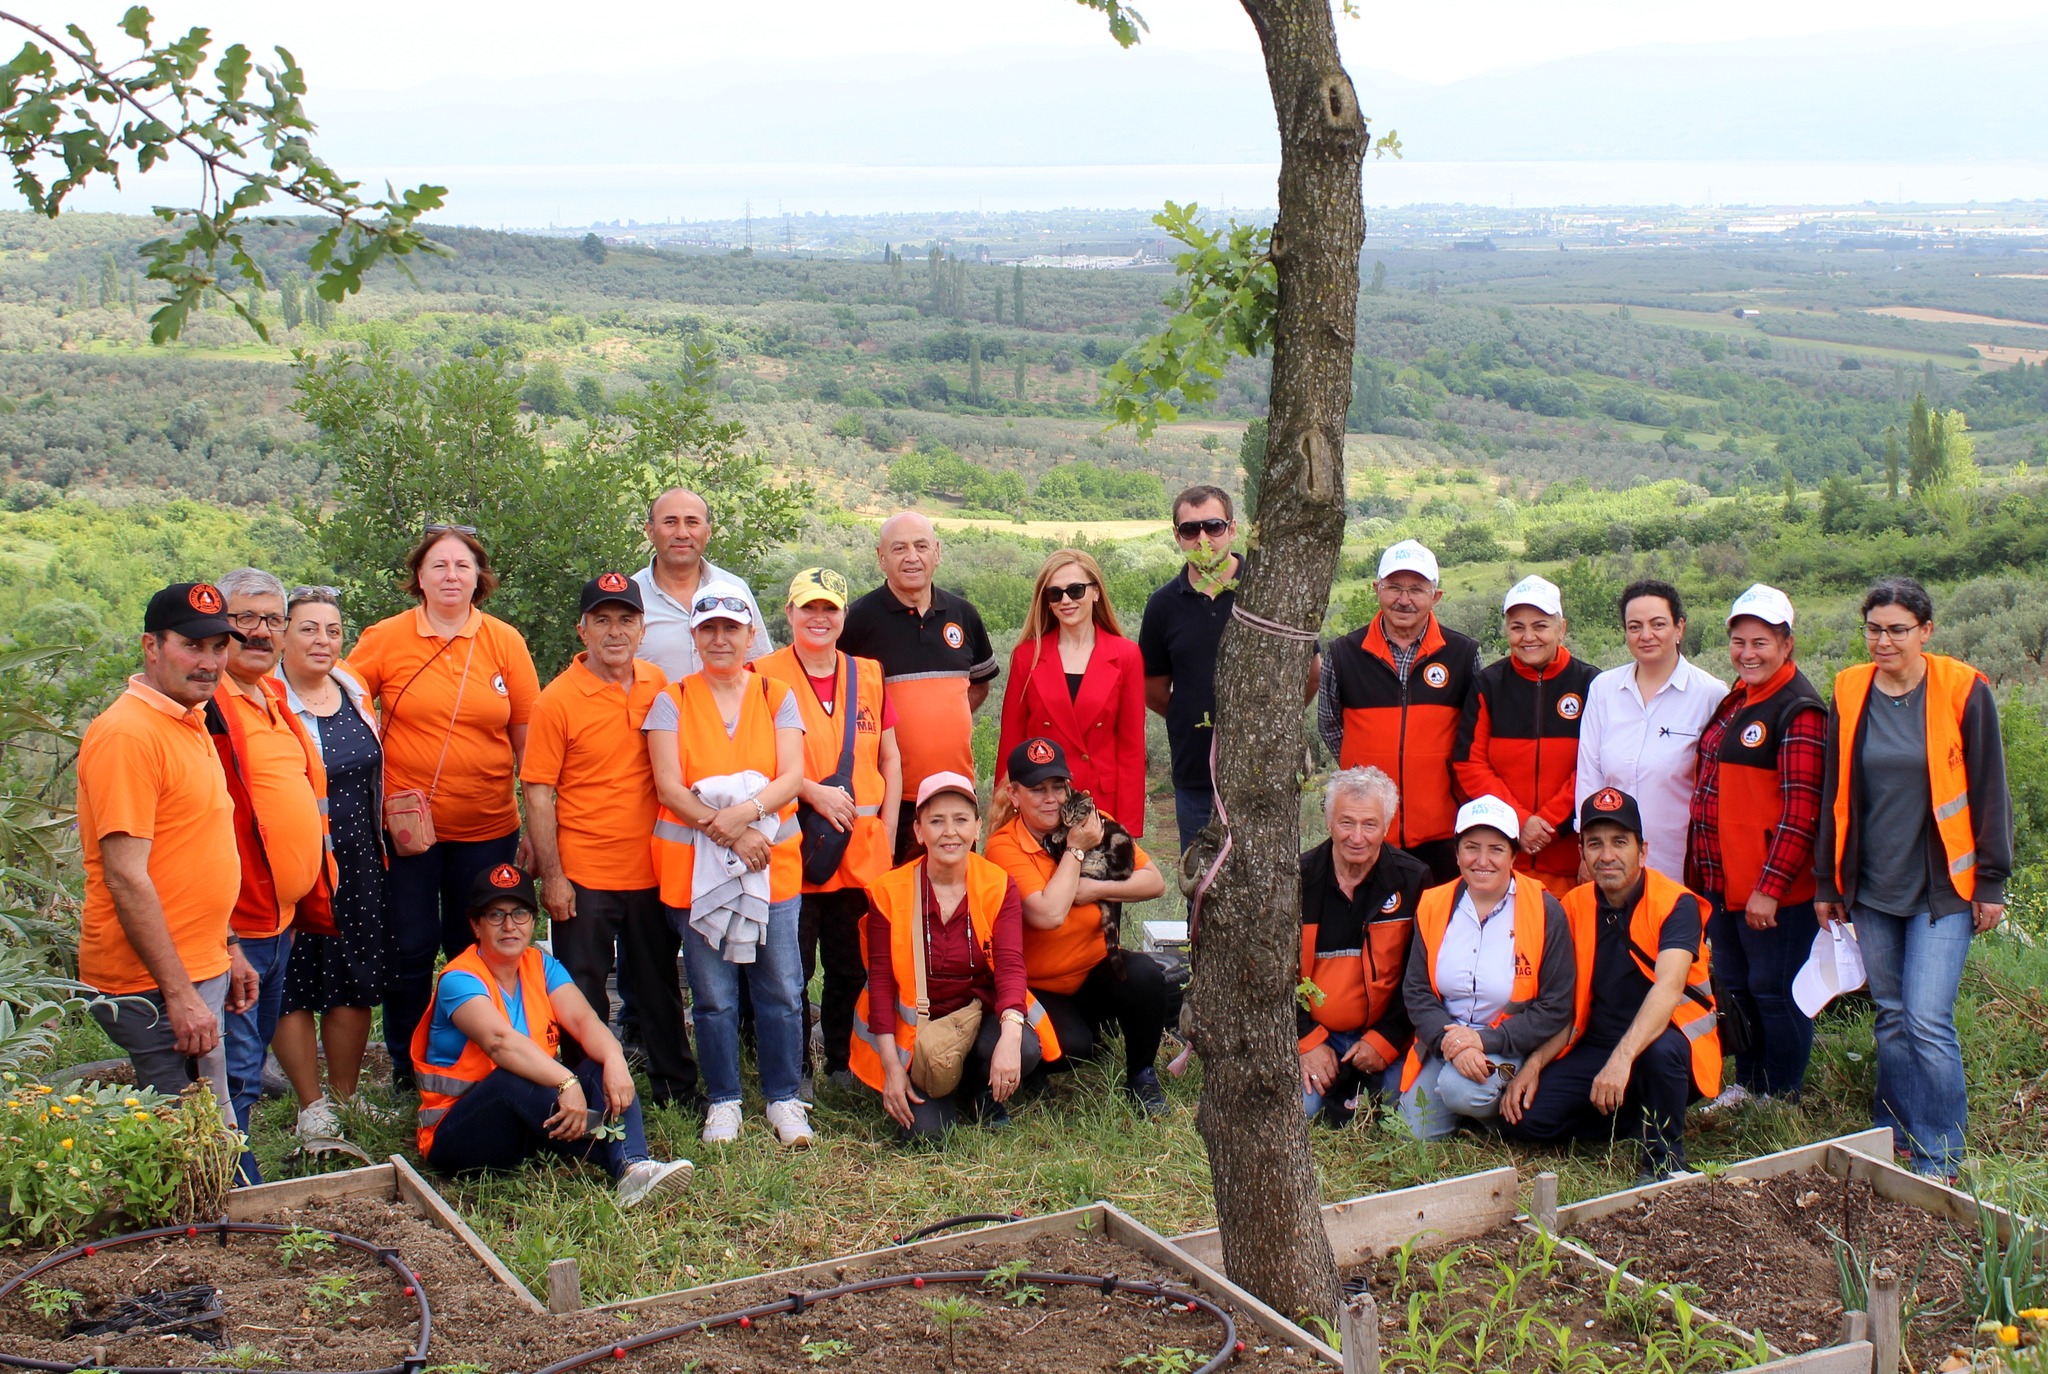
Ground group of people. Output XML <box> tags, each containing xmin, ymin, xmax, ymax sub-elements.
<box><xmin>72</xmin><ymin>480</ymin><xmax>2009</xmax><ymax>1202</ymax></box>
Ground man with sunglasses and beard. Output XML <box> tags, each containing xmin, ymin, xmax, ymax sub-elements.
<box><xmin>1139</xmin><ymin>485</ymin><xmax>1321</xmax><ymax>856</ymax></box>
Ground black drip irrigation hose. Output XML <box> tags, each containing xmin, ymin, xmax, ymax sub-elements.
<box><xmin>891</xmin><ymin>1212</ymin><xmax>1027</xmax><ymax>1245</ymax></box>
<box><xmin>0</xmin><ymin>1220</ymin><xmax>431</xmax><ymax>1374</ymax></box>
<box><xmin>522</xmin><ymin>1268</ymin><xmax>1243</xmax><ymax>1374</ymax></box>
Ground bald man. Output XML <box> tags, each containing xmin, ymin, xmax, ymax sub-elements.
<box><xmin>632</xmin><ymin>488</ymin><xmax>773</xmax><ymax>683</ymax></box>
<box><xmin>838</xmin><ymin>512</ymin><xmax>999</xmax><ymax>862</ymax></box>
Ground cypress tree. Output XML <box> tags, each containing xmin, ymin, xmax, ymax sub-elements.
<box><xmin>1907</xmin><ymin>393</ymin><xmax>1937</xmax><ymax>492</ymax></box>
<box><xmin>280</xmin><ymin>275</ymin><xmax>303</xmax><ymax>330</ymax></box>
<box><xmin>99</xmin><ymin>253</ymin><xmax>118</xmax><ymax>308</ymax></box>
<box><xmin>993</xmin><ymin>284</ymin><xmax>1004</xmax><ymax>326</ymax></box>
<box><xmin>1883</xmin><ymin>424</ymin><xmax>1901</xmax><ymax>499</ymax></box>
<box><xmin>969</xmin><ymin>337</ymin><xmax>982</xmax><ymax>402</ymax></box>
<box><xmin>1012</xmin><ymin>264</ymin><xmax>1024</xmax><ymax>325</ymax></box>
<box><xmin>1014</xmin><ymin>354</ymin><xmax>1027</xmax><ymax>401</ymax></box>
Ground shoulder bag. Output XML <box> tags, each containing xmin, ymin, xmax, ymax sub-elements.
<box><xmin>381</xmin><ymin>633</ymin><xmax>477</xmax><ymax>858</ymax></box>
<box><xmin>796</xmin><ymin>656</ymin><xmax>861</xmax><ymax>886</ymax></box>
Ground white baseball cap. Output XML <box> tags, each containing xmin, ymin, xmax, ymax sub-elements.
<box><xmin>1727</xmin><ymin>583</ymin><xmax>1795</xmax><ymax>629</ymax></box>
<box><xmin>688</xmin><ymin>580</ymin><xmax>755</xmax><ymax>629</ymax></box>
<box><xmin>1502</xmin><ymin>575</ymin><xmax>1563</xmax><ymax>618</ymax></box>
<box><xmin>1454</xmin><ymin>795</ymin><xmax>1522</xmax><ymax>846</ymax></box>
<box><xmin>1377</xmin><ymin>539</ymin><xmax>1440</xmax><ymax>584</ymax></box>
<box><xmin>914</xmin><ymin>770</ymin><xmax>980</xmax><ymax>811</ymax></box>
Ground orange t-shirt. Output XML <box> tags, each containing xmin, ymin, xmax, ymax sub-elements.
<box><xmin>77</xmin><ymin>677</ymin><xmax>239</xmax><ymax>995</ymax></box>
<box><xmin>216</xmin><ymin>678</ymin><xmax>324</xmax><ymax>935</ymax></box>
<box><xmin>981</xmin><ymin>814</ymin><xmax>1152</xmax><ymax>996</ymax></box>
<box><xmin>346</xmin><ymin>606</ymin><xmax>540</xmax><ymax>843</ymax></box>
<box><xmin>520</xmin><ymin>655</ymin><xmax>665</xmax><ymax>891</ymax></box>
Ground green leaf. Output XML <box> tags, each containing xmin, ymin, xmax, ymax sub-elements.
<box><xmin>120</xmin><ymin>7</ymin><xmax>153</xmax><ymax>42</ymax></box>
<box><xmin>213</xmin><ymin>42</ymin><xmax>250</xmax><ymax>101</ymax></box>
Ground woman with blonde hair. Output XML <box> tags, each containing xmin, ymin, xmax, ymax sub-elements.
<box><xmin>994</xmin><ymin>548</ymin><xmax>1147</xmax><ymax>835</ymax></box>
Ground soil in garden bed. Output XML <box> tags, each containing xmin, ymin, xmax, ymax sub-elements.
<box><xmin>1338</xmin><ymin>1224</ymin><xmax>1770</xmax><ymax>1374</ymax></box>
<box><xmin>1571</xmin><ymin>1168</ymin><xmax>1978</xmax><ymax>1371</ymax></box>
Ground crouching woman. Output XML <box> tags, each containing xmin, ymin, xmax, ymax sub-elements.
<box><xmin>851</xmin><ymin>773</ymin><xmax>1062</xmax><ymax>1139</ymax></box>
<box><xmin>413</xmin><ymin>864</ymin><xmax>693</xmax><ymax>1208</ymax></box>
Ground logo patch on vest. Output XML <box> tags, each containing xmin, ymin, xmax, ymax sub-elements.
<box><xmin>1514</xmin><ymin>951</ymin><xmax>1534</xmax><ymax>978</ymax></box>
<box><xmin>188</xmin><ymin>583</ymin><xmax>223</xmax><ymax>614</ymax></box>
<box><xmin>489</xmin><ymin>864</ymin><xmax>521</xmax><ymax>889</ymax></box>
<box><xmin>1949</xmin><ymin>743</ymin><xmax>1964</xmax><ymax>771</ymax></box>
<box><xmin>1380</xmin><ymin>891</ymin><xmax>1403</xmax><ymax>914</ymax></box>
<box><xmin>1740</xmin><ymin>721</ymin><xmax>1767</xmax><ymax>748</ymax></box>
<box><xmin>1556</xmin><ymin>693</ymin><xmax>1583</xmax><ymax>720</ymax></box>
<box><xmin>1591</xmin><ymin>788</ymin><xmax>1624</xmax><ymax>812</ymax></box>
<box><xmin>943</xmin><ymin>621</ymin><xmax>965</xmax><ymax>649</ymax></box>
<box><xmin>491</xmin><ymin>672</ymin><xmax>508</xmax><ymax>696</ymax></box>
<box><xmin>1422</xmin><ymin>663</ymin><xmax>1450</xmax><ymax>689</ymax></box>
<box><xmin>856</xmin><ymin>704</ymin><xmax>879</xmax><ymax>734</ymax></box>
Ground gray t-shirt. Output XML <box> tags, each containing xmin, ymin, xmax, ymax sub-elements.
<box><xmin>1856</xmin><ymin>680</ymin><xmax>1937</xmax><ymax>917</ymax></box>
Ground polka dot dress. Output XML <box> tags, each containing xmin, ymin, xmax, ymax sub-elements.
<box><xmin>282</xmin><ymin>693</ymin><xmax>390</xmax><ymax>1013</ymax></box>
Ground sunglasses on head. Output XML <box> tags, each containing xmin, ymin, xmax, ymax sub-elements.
<box><xmin>425</xmin><ymin>522</ymin><xmax>479</xmax><ymax>537</ymax></box>
<box><xmin>1043</xmin><ymin>581</ymin><xmax>1094</xmax><ymax>604</ymax></box>
<box><xmin>1176</xmin><ymin>518</ymin><xmax>1230</xmax><ymax>539</ymax></box>
<box><xmin>694</xmin><ymin>595</ymin><xmax>751</xmax><ymax>616</ymax></box>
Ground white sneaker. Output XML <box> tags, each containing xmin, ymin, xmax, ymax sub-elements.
<box><xmin>1703</xmin><ymin>1084</ymin><xmax>1752</xmax><ymax>1114</ymax></box>
<box><xmin>296</xmin><ymin>1097</ymin><xmax>343</xmax><ymax>1140</ymax></box>
<box><xmin>764</xmin><ymin>1098</ymin><xmax>815</xmax><ymax>1148</ymax></box>
<box><xmin>616</xmin><ymin>1159</ymin><xmax>694</xmax><ymax>1209</ymax></box>
<box><xmin>702</xmin><ymin>1100</ymin><xmax>743</xmax><ymax>1144</ymax></box>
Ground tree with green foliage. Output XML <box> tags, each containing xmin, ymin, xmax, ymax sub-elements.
<box><xmin>1012</xmin><ymin>263</ymin><xmax>1025</xmax><ymax>325</ymax></box>
<box><xmin>98</xmin><ymin>253</ymin><xmax>118</xmax><ymax>309</ymax></box>
<box><xmin>992</xmin><ymin>285</ymin><xmax>1004</xmax><ymax>326</ymax></box>
<box><xmin>1781</xmin><ymin>468</ymin><xmax>1800</xmax><ymax>520</ymax></box>
<box><xmin>520</xmin><ymin>359</ymin><xmax>575</xmax><ymax>417</ymax></box>
<box><xmin>1013</xmin><ymin>354</ymin><xmax>1027</xmax><ymax>401</ymax></box>
<box><xmin>1238</xmin><ymin>416</ymin><xmax>1268</xmax><ymax>523</ymax></box>
<box><xmin>1884</xmin><ymin>423</ymin><xmax>1902</xmax><ymax>500</ymax></box>
<box><xmin>1907</xmin><ymin>393</ymin><xmax>1938</xmax><ymax>493</ymax></box>
<box><xmin>574</xmin><ymin>375</ymin><xmax>606</xmax><ymax>416</ymax></box>
<box><xmin>1368</xmin><ymin>259</ymin><xmax>1387</xmax><ymax>294</ymax></box>
<box><xmin>968</xmin><ymin>337</ymin><xmax>983</xmax><ymax>403</ymax></box>
<box><xmin>579</xmin><ymin>232</ymin><xmax>607</xmax><ymax>264</ymax></box>
<box><xmin>278</xmin><ymin>273</ymin><xmax>302</xmax><ymax>330</ymax></box>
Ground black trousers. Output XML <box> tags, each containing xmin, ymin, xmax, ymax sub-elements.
<box><xmin>1502</xmin><ymin>1025</ymin><xmax>1699</xmax><ymax>1170</ymax></box>
<box><xmin>552</xmin><ymin>884</ymin><xmax>699</xmax><ymax>1107</ymax></box>
<box><xmin>1031</xmin><ymin>952</ymin><xmax>1168</xmax><ymax>1080</ymax></box>
<box><xmin>1407</xmin><ymin>837</ymin><xmax>1463</xmax><ymax>888</ymax></box>
<box><xmin>799</xmin><ymin>889</ymin><xmax>870</xmax><ymax>1075</ymax></box>
<box><xmin>902</xmin><ymin>1012</ymin><xmax>1044</xmax><ymax>1140</ymax></box>
<box><xmin>890</xmin><ymin>801</ymin><xmax>925</xmax><ymax>866</ymax></box>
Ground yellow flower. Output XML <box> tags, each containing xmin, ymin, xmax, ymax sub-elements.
<box><xmin>2022</xmin><ymin>1309</ymin><xmax>2048</xmax><ymax>1322</ymax></box>
<box><xmin>89</xmin><ymin>1160</ymin><xmax>103</xmax><ymax>1172</ymax></box>
<box><xmin>2000</xmin><ymin>1325</ymin><xmax>2021</xmax><ymax>1347</ymax></box>
<box><xmin>31</xmin><ymin>1084</ymin><xmax>51</xmax><ymax>1094</ymax></box>
<box><xmin>63</xmin><ymin>1094</ymin><xmax>82</xmax><ymax>1104</ymax></box>
<box><xmin>59</xmin><ymin>1138</ymin><xmax>73</xmax><ymax>1149</ymax></box>
<box><xmin>133</xmin><ymin>1112</ymin><xmax>151</xmax><ymax>1122</ymax></box>
<box><xmin>123</xmin><ymin>1097</ymin><xmax>138</xmax><ymax>1108</ymax></box>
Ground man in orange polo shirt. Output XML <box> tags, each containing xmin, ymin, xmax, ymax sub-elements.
<box><xmin>79</xmin><ymin>583</ymin><xmax>257</xmax><ymax>1113</ymax></box>
<box><xmin>982</xmin><ymin>737</ymin><xmax>1172</xmax><ymax>1117</ymax></box>
<box><xmin>206</xmin><ymin>568</ymin><xmax>333</xmax><ymax>1183</ymax></box>
<box><xmin>522</xmin><ymin>574</ymin><xmax>701</xmax><ymax>1111</ymax></box>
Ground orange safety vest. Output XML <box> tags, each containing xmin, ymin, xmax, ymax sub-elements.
<box><xmin>1399</xmin><ymin>878</ymin><xmax>1549</xmax><ymax>1093</ymax></box>
<box><xmin>847</xmin><ymin>856</ymin><xmax>1062</xmax><ymax>1091</ymax></box>
<box><xmin>210</xmin><ymin>676</ymin><xmax>339</xmax><ymax>937</ymax></box>
<box><xmin>648</xmin><ymin>673</ymin><xmax>803</xmax><ymax>906</ymax></box>
<box><xmin>754</xmin><ymin>647</ymin><xmax>890</xmax><ymax>893</ymax></box>
<box><xmin>1559</xmin><ymin>869</ymin><xmax>1723</xmax><ymax>1098</ymax></box>
<box><xmin>1831</xmin><ymin>654</ymin><xmax>1985</xmax><ymax>903</ymax></box>
<box><xmin>411</xmin><ymin>944</ymin><xmax>561</xmax><ymax>1157</ymax></box>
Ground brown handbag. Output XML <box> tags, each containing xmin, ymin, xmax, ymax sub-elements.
<box><xmin>381</xmin><ymin>635</ymin><xmax>476</xmax><ymax>858</ymax></box>
<box><xmin>905</xmin><ymin>863</ymin><xmax>984</xmax><ymax>1097</ymax></box>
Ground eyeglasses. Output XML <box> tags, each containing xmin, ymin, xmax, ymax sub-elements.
<box><xmin>693</xmin><ymin>595</ymin><xmax>751</xmax><ymax>617</ymax></box>
<box><xmin>476</xmin><ymin>908</ymin><xmax>535</xmax><ymax>928</ymax></box>
<box><xmin>225</xmin><ymin>611</ymin><xmax>289</xmax><ymax>632</ymax></box>
<box><xmin>1043</xmin><ymin>581</ymin><xmax>1095</xmax><ymax>604</ymax></box>
<box><xmin>1176</xmin><ymin>518</ymin><xmax>1231</xmax><ymax>540</ymax></box>
<box><xmin>425</xmin><ymin>522</ymin><xmax>479</xmax><ymax>537</ymax></box>
<box><xmin>1863</xmin><ymin>622</ymin><xmax>1923</xmax><ymax>641</ymax></box>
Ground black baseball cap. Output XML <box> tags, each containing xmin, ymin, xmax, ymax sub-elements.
<box><xmin>1578</xmin><ymin>787</ymin><xmax>1645</xmax><ymax>839</ymax></box>
<box><xmin>579</xmin><ymin>571</ymin><xmax>645</xmax><ymax>616</ymax></box>
<box><xmin>1007</xmin><ymin>736</ymin><xmax>1072</xmax><ymax>788</ymax></box>
<box><xmin>467</xmin><ymin>862</ymin><xmax>539</xmax><ymax>917</ymax></box>
<box><xmin>142</xmin><ymin>582</ymin><xmax>242</xmax><ymax>642</ymax></box>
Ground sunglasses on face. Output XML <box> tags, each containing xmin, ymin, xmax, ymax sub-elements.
<box><xmin>1176</xmin><ymin>518</ymin><xmax>1230</xmax><ymax>540</ymax></box>
<box><xmin>1043</xmin><ymin>581</ymin><xmax>1095</xmax><ymax>604</ymax></box>
<box><xmin>425</xmin><ymin>522</ymin><xmax>479</xmax><ymax>537</ymax></box>
<box><xmin>693</xmin><ymin>596</ymin><xmax>751</xmax><ymax>617</ymax></box>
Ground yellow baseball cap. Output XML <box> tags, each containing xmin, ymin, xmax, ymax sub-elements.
<box><xmin>787</xmin><ymin>567</ymin><xmax>849</xmax><ymax>609</ymax></box>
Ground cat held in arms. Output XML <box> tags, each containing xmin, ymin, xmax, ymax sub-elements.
<box><xmin>1041</xmin><ymin>790</ymin><xmax>1136</xmax><ymax>978</ymax></box>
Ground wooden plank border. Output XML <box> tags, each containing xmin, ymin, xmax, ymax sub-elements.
<box><xmin>1100</xmin><ymin>1204</ymin><xmax>1339</xmax><ymax>1365</ymax></box>
<box><xmin>392</xmin><ymin>1155</ymin><xmax>548</xmax><ymax>1315</ymax></box>
<box><xmin>224</xmin><ymin>1161</ymin><xmax>395</xmax><ymax>1218</ymax></box>
<box><xmin>1554</xmin><ymin>1127</ymin><xmax>1894</xmax><ymax>1229</ymax></box>
<box><xmin>1175</xmin><ymin>1167</ymin><xmax>1520</xmax><ymax>1270</ymax></box>
<box><xmin>1750</xmin><ymin>1342</ymin><xmax>1875</xmax><ymax>1374</ymax></box>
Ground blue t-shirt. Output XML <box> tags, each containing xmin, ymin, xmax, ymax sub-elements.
<box><xmin>422</xmin><ymin>952</ymin><xmax>574</xmax><ymax>1068</ymax></box>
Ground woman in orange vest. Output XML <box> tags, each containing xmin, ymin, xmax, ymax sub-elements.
<box><xmin>412</xmin><ymin>864</ymin><xmax>692</xmax><ymax>1208</ymax></box>
<box><xmin>755</xmin><ymin>567</ymin><xmax>903</xmax><ymax>1092</ymax></box>
<box><xmin>1398</xmin><ymin>795</ymin><xmax>1575</xmax><ymax>1140</ymax></box>
<box><xmin>849</xmin><ymin>773</ymin><xmax>1061</xmax><ymax>1138</ymax></box>
<box><xmin>1815</xmin><ymin>577</ymin><xmax>2011</xmax><ymax>1180</ymax></box>
<box><xmin>645</xmin><ymin>583</ymin><xmax>811</xmax><ymax>1149</ymax></box>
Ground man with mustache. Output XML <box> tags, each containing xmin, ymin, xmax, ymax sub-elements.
<box><xmin>205</xmin><ymin>567</ymin><xmax>336</xmax><ymax>1184</ymax></box>
<box><xmin>78</xmin><ymin>583</ymin><xmax>257</xmax><ymax>1118</ymax></box>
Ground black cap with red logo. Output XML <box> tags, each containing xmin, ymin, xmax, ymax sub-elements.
<box><xmin>1578</xmin><ymin>786</ymin><xmax>1645</xmax><ymax>839</ymax></box>
<box><xmin>579</xmin><ymin>571</ymin><xmax>645</xmax><ymax>616</ymax></box>
<box><xmin>1006</xmin><ymin>736</ymin><xmax>1071</xmax><ymax>788</ymax></box>
<box><xmin>466</xmin><ymin>862</ymin><xmax>539</xmax><ymax>917</ymax></box>
<box><xmin>142</xmin><ymin>582</ymin><xmax>243</xmax><ymax>642</ymax></box>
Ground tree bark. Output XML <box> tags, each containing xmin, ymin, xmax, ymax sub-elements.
<box><xmin>1189</xmin><ymin>0</ymin><xmax>1368</xmax><ymax>1325</ymax></box>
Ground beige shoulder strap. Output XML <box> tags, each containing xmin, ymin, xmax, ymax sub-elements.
<box><xmin>908</xmin><ymin>861</ymin><xmax>930</xmax><ymax>1025</ymax></box>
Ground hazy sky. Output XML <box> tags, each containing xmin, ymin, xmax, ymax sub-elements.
<box><xmin>65</xmin><ymin>0</ymin><xmax>2048</xmax><ymax>88</ymax></box>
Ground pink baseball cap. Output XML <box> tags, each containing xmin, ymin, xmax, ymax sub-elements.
<box><xmin>914</xmin><ymin>771</ymin><xmax>980</xmax><ymax>811</ymax></box>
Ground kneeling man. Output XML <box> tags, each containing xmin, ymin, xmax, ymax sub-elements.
<box><xmin>1501</xmin><ymin>787</ymin><xmax>1722</xmax><ymax>1183</ymax></box>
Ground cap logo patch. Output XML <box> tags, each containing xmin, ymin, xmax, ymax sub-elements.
<box><xmin>1592</xmin><ymin>788</ymin><xmax>1624</xmax><ymax>812</ymax></box>
<box><xmin>1422</xmin><ymin>663</ymin><xmax>1450</xmax><ymax>689</ymax></box>
<box><xmin>1556</xmin><ymin>693</ymin><xmax>1583</xmax><ymax>720</ymax></box>
<box><xmin>943</xmin><ymin>621</ymin><xmax>965</xmax><ymax>649</ymax></box>
<box><xmin>489</xmin><ymin>864</ymin><xmax>521</xmax><ymax>889</ymax></box>
<box><xmin>820</xmin><ymin>569</ymin><xmax>848</xmax><ymax>597</ymax></box>
<box><xmin>188</xmin><ymin>584</ymin><xmax>222</xmax><ymax>614</ymax></box>
<box><xmin>1740</xmin><ymin>721</ymin><xmax>1767</xmax><ymax>748</ymax></box>
<box><xmin>1026</xmin><ymin>739</ymin><xmax>1056</xmax><ymax>765</ymax></box>
<box><xmin>1380</xmin><ymin>891</ymin><xmax>1403</xmax><ymax>914</ymax></box>
<box><xmin>597</xmin><ymin>571</ymin><xmax>628</xmax><ymax>593</ymax></box>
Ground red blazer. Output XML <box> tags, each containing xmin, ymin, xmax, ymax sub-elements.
<box><xmin>996</xmin><ymin>632</ymin><xmax>1148</xmax><ymax>837</ymax></box>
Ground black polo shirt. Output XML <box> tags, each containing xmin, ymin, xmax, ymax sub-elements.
<box><xmin>1585</xmin><ymin>875</ymin><xmax>1702</xmax><ymax>1047</ymax></box>
<box><xmin>838</xmin><ymin>581</ymin><xmax>999</xmax><ymax>793</ymax></box>
<box><xmin>1138</xmin><ymin>563</ymin><xmax>1236</xmax><ymax>792</ymax></box>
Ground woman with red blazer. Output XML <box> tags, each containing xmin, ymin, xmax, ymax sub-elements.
<box><xmin>996</xmin><ymin>548</ymin><xmax>1148</xmax><ymax>836</ymax></box>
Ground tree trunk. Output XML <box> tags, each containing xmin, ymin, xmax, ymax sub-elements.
<box><xmin>1190</xmin><ymin>0</ymin><xmax>1368</xmax><ymax>1324</ymax></box>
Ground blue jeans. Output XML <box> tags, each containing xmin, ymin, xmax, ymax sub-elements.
<box><xmin>1708</xmin><ymin>898</ymin><xmax>1819</xmax><ymax>1097</ymax></box>
<box><xmin>674</xmin><ymin>895</ymin><xmax>804</xmax><ymax>1106</ymax></box>
<box><xmin>383</xmin><ymin>832</ymin><xmax>520</xmax><ymax>1083</ymax></box>
<box><xmin>224</xmin><ymin>930</ymin><xmax>293</xmax><ymax>1185</ymax></box>
<box><xmin>1174</xmin><ymin>788</ymin><xmax>1214</xmax><ymax>854</ymax></box>
<box><xmin>425</xmin><ymin>1059</ymin><xmax>647</xmax><ymax>1180</ymax></box>
<box><xmin>1301</xmin><ymin>1029</ymin><xmax>1401</xmax><ymax>1117</ymax></box>
<box><xmin>1400</xmin><ymin>1051</ymin><xmax>1522</xmax><ymax>1140</ymax></box>
<box><xmin>1851</xmin><ymin>905</ymin><xmax>1973</xmax><ymax>1177</ymax></box>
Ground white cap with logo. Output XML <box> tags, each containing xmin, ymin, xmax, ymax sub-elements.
<box><xmin>1726</xmin><ymin>583</ymin><xmax>1795</xmax><ymax>629</ymax></box>
<box><xmin>1454</xmin><ymin>794</ymin><xmax>1523</xmax><ymax>845</ymax></box>
<box><xmin>688</xmin><ymin>580</ymin><xmax>756</xmax><ymax>629</ymax></box>
<box><xmin>1502</xmin><ymin>574</ymin><xmax>1563</xmax><ymax>617</ymax></box>
<box><xmin>1377</xmin><ymin>538</ymin><xmax>1440</xmax><ymax>584</ymax></box>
